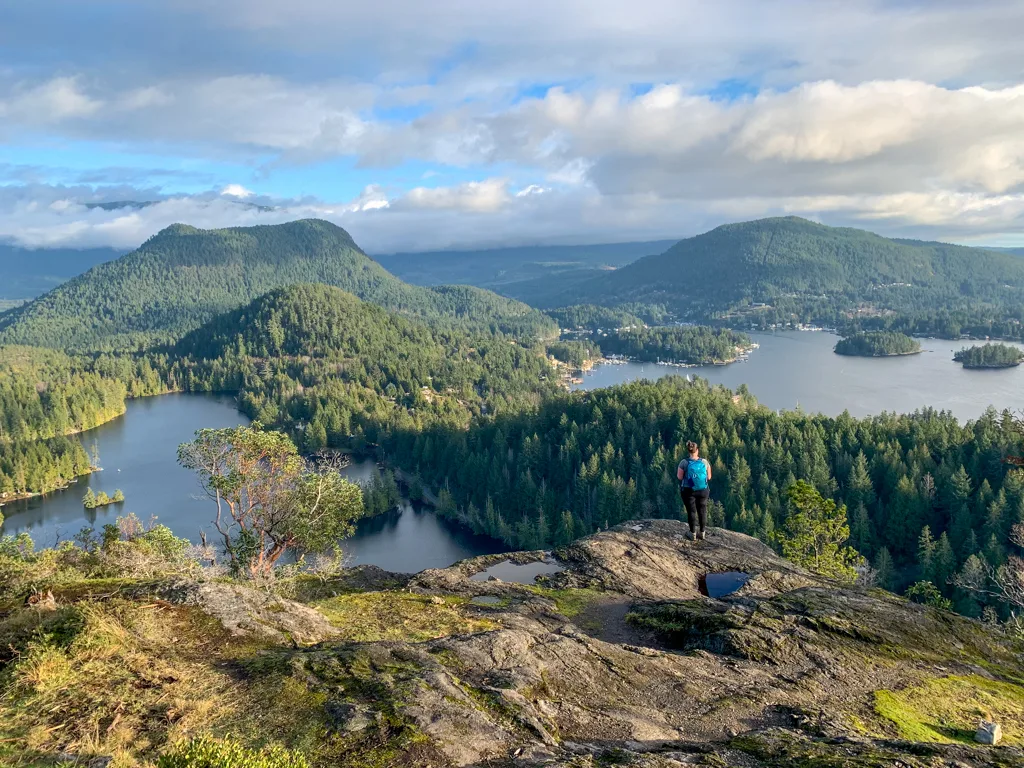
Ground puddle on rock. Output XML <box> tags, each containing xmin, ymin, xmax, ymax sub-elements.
<box><xmin>470</xmin><ymin>559</ymin><xmax>564</xmax><ymax>584</ymax></box>
<box><xmin>469</xmin><ymin>595</ymin><xmax>503</xmax><ymax>606</ymax></box>
<box><xmin>700</xmin><ymin>571</ymin><xmax>751</xmax><ymax>598</ymax></box>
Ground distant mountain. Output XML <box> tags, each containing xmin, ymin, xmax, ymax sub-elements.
<box><xmin>0</xmin><ymin>244</ymin><xmax>124</xmax><ymax>300</ymax></box>
<box><xmin>0</xmin><ymin>219</ymin><xmax>555</xmax><ymax>351</ymax></box>
<box><xmin>532</xmin><ymin>217</ymin><xmax>1024</xmax><ymax>325</ymax></box>
<box><xmin>375</xmin><ymin>240</ymin><xmax>673</xmax><ymax>288</ymax></box>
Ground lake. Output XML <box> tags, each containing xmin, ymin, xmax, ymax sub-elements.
<box><xmin>0</xmin><ymin>393</ymin><xmax>507</xmax><ymax>571</ymax></box>
<box><xmin>4</xmin><ymin>333</ymin><xmax>1021</xmax><ymax>566</ymax></box>
<box><xmin>575</xmin><ymin>331</ymin><xmax>1024</xmax><ymax>421</ymax></box>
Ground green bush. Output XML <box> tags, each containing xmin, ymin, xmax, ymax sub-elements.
<box><xmin>905</xmin><ymin>581</ymin><xmax>954</xmax><ymax>611</ymax></box>
<box><xmin>158</xmin><ymin>736</ymin><xmax>310</xmax><ymax>768</ymax></box>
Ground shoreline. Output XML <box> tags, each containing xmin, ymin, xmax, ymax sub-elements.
<box><xmin>834</xmin><ymin>349</ymin><xmax>924</xmax><ymax>358</ymax></box>
<box><xmin>0</xmin><ymin>468</ymin><xmax>99</xmax><ymax>509</ymax></box>
<box><xmin>562</xmin><ymin>342</ymin><xmax>759</xmax><ymax>383</ymax></box>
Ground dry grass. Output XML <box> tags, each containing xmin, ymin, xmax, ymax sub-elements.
<box><xmin>0</xmin><ymin>600</ymin><xmax>267</xmax><ymax>766</ymax></box>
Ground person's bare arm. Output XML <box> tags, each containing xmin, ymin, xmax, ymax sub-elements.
<box><xmin>706</xmin><ymin>459</ymin><xmax>712</xmax><ymax>481</ymax></box>
<box><xmin>677</xmin><ymin>465</ymin><xmax>685</xmax><ymax>481</ymax></box>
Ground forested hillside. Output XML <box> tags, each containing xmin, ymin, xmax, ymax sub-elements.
<box><xmin>171</xmin><ymin>284</ymin><xmax>560</xmax><ymax>448</ymax></box>
<box><xmin>529</xmin><ymin>217</ymin><xmax>1024</xmax><ymax>336</ymax></box>
<box><xmin>0</xmin><ymin>219</ymin><xmax>555</xmax><ymax>351</ymax></box>
<box><xmin>0</xmin><ymin>346</ymin><xmax>166</xmax><ymax>497</ymax></box>
<box><xmin>379</xmin><ymin>377</ymin><xmax>1024</xmax><ymax>615</ymax></box>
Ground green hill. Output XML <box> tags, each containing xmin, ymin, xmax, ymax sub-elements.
<box><xmin>530</xmin><ymin>217</ymin><xmax>1024</xmax><ymax>331</ymax></box>
<box><xmin>172</xmin><ymin>284</ymin><xmax>558</xmax><ymax>443</ymax></box>
<box><xmin>0</xmin><ymin>219</ymin><xmax>555</xmax><ymax>351</ymax></box>
<box><xmin>175</xmin><ymin>283</ymin><xmax>437</xmax><ymax>360</ymax></box>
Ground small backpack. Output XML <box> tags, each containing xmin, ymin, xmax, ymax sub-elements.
<box><xmin>684</xmin><ymin>458</ymin><xmax>709</xmax><ymax>491</ymax></box>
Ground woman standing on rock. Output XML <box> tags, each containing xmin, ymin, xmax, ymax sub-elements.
<box><xmin>677</xmin><ymin>440</ymin><xmax>712</xmax><ymax>540</ymax></box>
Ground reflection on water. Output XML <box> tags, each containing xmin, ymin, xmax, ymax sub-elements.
<box><xmin>469</xmin><ymin>559</ymin><xmax>564</xmax><ymax>583</ymax></box>
<box><xmin>574</xmin><ymin>331</ymin><xmax>1024</xmax><ymax>422</ymax></box>
<box><xmin>344</xmin><ymin>498</ymin><xmax>507</xmax><ymax>573</ymax></box>
<box><xmin>0</xmin><ymin>394</ymin><xmax>250</xmax><ymax>548</ymax></box>
<box><xmin>0</xmin><ymin>393</ymin><xmax>507</xmax><ymax>573</ymax></box>
<box><xmin>700</xmin><ymin>571</ymin><xmax>751</xmax><ymax>598</ymax></box>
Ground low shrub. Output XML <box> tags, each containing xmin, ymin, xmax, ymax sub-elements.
<box><xmin>158</xmin><ymin>735</ymin><xmax>310</xmax><ymax>768</ymax></box>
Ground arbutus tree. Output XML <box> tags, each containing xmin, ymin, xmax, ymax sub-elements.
<box><xmin>178</xmin><ymin>422</ymin><xmax>364</xmax><ymax>577</ymax></box>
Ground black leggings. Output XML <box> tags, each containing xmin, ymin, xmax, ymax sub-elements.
<box><xmin>681</xmin><ymin>488</ymin><xmax>710</xmax><ymax>533</ymax></box>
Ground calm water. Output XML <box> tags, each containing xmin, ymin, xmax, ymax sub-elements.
<box><xmin>4</xmin><ymin>333</ymin><xmax>1022</xmax><ymax>565</ymax></box>
<box><xmin>0</xmin><ymin>394</ymin><xmax>506</xmax><ymax>572</ymax></box>
<box><xmin>1</xmin><ymin>394</ymin><xmax>250</xmax><ymax>549</ymax></box>
<box><xmin>701</xmin><ymin>571</ymin><xmax>751</xmax><ymax>598</ymax></box>
<box><xmin>575</xmin><ymin>331</ymin><xmax>1024</xmax><ymax>421</ymax></box>
<box><xmin>469</xmin><ymin>559</ymin><xmax>564</xmax><ymax>583</ymax></box>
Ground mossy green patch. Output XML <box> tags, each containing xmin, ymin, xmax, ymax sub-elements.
<box><xmin>731</xmin><ymin>730</ymin><xmax>932</xmax><ymax>767</ymax></box>
<box><xmin>525</xmin><ymin>587</ymin><xmax>604</xmax><ymax>618</ymax></box>
<box><xmin>874</xmin><ymin>674</ymin><xmax>1024</xmax><ymax>744</ymax></box>
<box><xmin>313</xmin><ymin>591</ymin><xmax>497</xmax><ymax>642</ymax></box>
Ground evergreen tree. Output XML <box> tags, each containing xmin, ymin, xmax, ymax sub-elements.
<box><xmin>873</xmin><ymin>547</ymin><xmax>896</xmax><ymax>591</ymax></box>
<box><xmin>933</xmin><ymin>533</ymin><xmax>957</xmax><ymax>593</ymax></box>
<box><xmin>917</xmin><ymin>526</ymin><xmax>936</xmax><ymax>583</ymax></box>
<box><xmin>779</xmin><ymin>481</ymin><xmax>862</xmax><ymax>582</ymax></box>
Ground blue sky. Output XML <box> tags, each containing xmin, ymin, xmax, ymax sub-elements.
<box><xmin>2</xmin><ymin>1</ymin><xmax>1024</xmax><ymax>252</ymax></box>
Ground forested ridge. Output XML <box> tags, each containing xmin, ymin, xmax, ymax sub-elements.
<box><xmin>0</xmin><ymin>219</ymin><xmax>555</xmax><ymax>351</ymax></box>
<box><xmin>519</xmin><ymin>217</ymin><xmax>1024</xmax><ymax>339</ymax></box>
<box><xmin>170</xmin><ymin>284</ymin><xmax>561</xmax><ymax>450</ymax></box>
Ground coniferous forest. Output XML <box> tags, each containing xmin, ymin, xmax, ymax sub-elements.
<box><xmin>2</xmin><ymin>220</ymin><xmax>1024</xmax><ymax>624</ymax></box>
<box><xmin>599</xmin><ymin>326</ymin><xmax>752</xmax><ymax>364</ymax></box>
<box><xmin>954</xmin><ymin>343</ymin><xmax>1024</xmax><ymax>369</ymax></box>
<box><xmin>834</xmin><ymin>331</ymin><xmax>922</xmax><ymax>357</ymax></box>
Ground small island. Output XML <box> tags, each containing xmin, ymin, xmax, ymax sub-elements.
<box><xmin>953</xmin><ymin>343</ymin><xmax>1024</xmax><ymax>369</ymax></box>
<box><xmin>834</xmin><ymin>331</ymin><xmax>922</xmax><ymax>357</ymax></box>
<box><xmin>598</xmin><ymin>325</ymin><xmax>754</xmax><ymax>365</ymax></box>
<box><xmin>83</xmin><ymin>487</ymin><xmax>125</xmax><ymax>509</ymax></box>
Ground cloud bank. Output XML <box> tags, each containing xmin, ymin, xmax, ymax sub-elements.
<box><xmin>3</xmin><ymin>1</ymin><xmax>1024</xmax><ymax>251</ymax></box>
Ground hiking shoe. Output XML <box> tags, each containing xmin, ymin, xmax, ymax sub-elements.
<box><xmin>697</xmin><ymin>530</ymin><xmax>706</xmax><ymax>541</ymax></box>
<box><xmin>689</xmin><ymin>531</ymin><xmax>697</xmax><ymax>541</ymax></box>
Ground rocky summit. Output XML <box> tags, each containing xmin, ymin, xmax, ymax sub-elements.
<box><xmin>6</xmin><ymin>522</ymin><xmax>1024</xmax><ymax>767</ymax></box>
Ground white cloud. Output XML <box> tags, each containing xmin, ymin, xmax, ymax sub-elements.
<box><xmin>0</xmin><ymin>77</ymin><xmax>102</xmax><ymax>126</ymax></box>
<box><xmin>220</xmin><ymin>184</ymin><xmax>254</xmax><ymax>198</ymax></box>
<box><xmin>401</xmin><ymin>179</ymin><xmax>511</xmax><ymax>213</ymax></box>
<box><xmin>515</xmin><ymin>185</ymin><xmax>547</xmax><ymax>197</ymax></box>
<box><xmin>5</xmin><ymin>1</ymin><xmax>1024</xmax><ymax>249</ymax></box>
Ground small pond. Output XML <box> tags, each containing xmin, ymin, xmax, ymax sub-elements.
<box><xmin>700</xmin><ymin>571</ymin><xmax>751</xmax><ymax>598</ymax></box>
<box><xmin>470</xmin><ymin>559</ymin><xmax>564</xmax><ymax>584</ymax></box>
